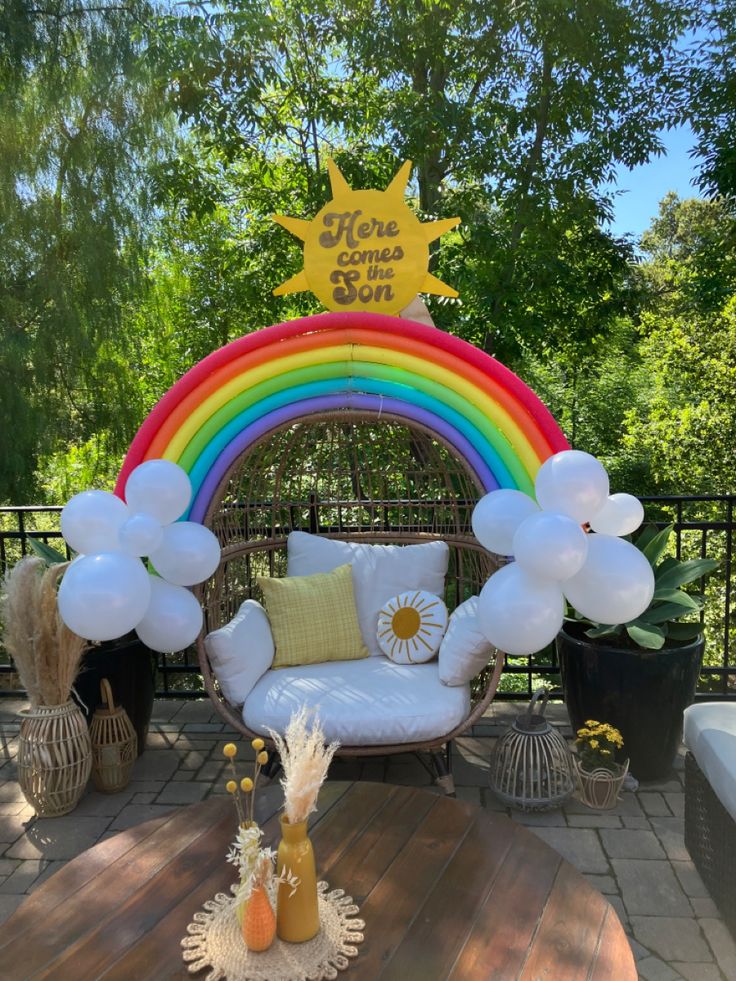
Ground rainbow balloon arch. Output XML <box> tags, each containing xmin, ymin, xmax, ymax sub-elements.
<box><xmin>115</xmin><ymin>312</ymin><xmax>570</xmax><ymax>520</ymax></box>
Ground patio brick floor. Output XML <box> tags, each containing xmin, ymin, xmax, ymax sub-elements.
<box><xmin>1</xmin><ymin>697</ymin><xmax>735</xmax><ymax>980</ymax></box>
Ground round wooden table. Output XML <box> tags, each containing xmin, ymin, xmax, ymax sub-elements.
<box><xmin>1</xmin><ymin>781</ymin><xmax>635</xmax><ymax>979</ymax></box>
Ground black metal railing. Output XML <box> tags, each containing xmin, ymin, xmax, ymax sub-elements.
<box><xmin>1</xmin><ymin>495</ymin><xmax>734</xmax><ymax>700</ymax></box>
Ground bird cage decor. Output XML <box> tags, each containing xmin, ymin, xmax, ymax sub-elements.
<box><xmin>489</xmin><ymin>689</ymin><xmax>576</xmax><ymax>812</ymax></box>
<box><xmin>89</xmin><ymin>678</ymin><xmax>137</xmax><ymax>793</ymax></box>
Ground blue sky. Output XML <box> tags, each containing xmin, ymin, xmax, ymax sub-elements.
<box><xmin>607</xmin><ymin>123</ymin><xmax>701</xmax><ymax>241</ymax></box>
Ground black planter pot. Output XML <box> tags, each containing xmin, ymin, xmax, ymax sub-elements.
<box><xmin>556</xmin><ymin>623</ymin><xmax>704</xmax><ymax>782</ymax></box>
<box><xmin>72</xmin><ymin>635</ymin><xmax>157</xmax><ymax>756</ymax></box>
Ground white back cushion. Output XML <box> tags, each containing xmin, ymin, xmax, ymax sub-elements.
<box><xmin>204</xmin><ymin>599</ymin><xmax>274</xmax><ymax>706</ymax></box>
<box><xmin>286</xmin><ymin>532</ymin><xmax>449</xmax><ymax>656</ymax></box>
<box><xmin>438</xmin><ymin>596</ymin><xmax>494</xmax><ymax>686</ymax></box>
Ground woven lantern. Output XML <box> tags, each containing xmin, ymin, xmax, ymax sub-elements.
<box><xmin>89</xmin><ymin>678</ymin><xmax>137</xmax><ymax>793</ymax></box>
<box><xmin>489</xmin><ymin>689</ymin><xmax>576</xmax><ymax>812</ymax></box>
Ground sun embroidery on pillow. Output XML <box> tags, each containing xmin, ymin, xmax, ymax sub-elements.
<box><xmin>377</xmin><ymin>591</ymin><xmax>448</xmax><ymax>664</ymax></box>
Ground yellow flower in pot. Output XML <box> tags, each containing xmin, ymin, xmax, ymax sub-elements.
<box><xmin>574</xmin><ymin>721</ymin><xmax>628</xmax><ymax>810</ymax></box>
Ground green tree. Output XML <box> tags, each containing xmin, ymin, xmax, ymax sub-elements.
<box><xmin>622</xmin><ymin>300</ymin><xmax>736</xmax><ymax>494</ymax></box>
<box><xmin>688</xmin><ymin>0</ymin><xmax>736</xmax><ymax>201</ymax></box>
<box><xmin>338</xmin><ymin>0</ymin><xmax>692</xmax><ymax>353</ymax></box>
<box><xmin>638</xmin><ymin>192</ymin><xmax>736</xmax><ymax>314</ymax></box>
<box><xmin>0</xmin><ymin>1</ymin><xmax>169</xmax><ymax>503</ymax></box>
<box><xmin>621</xmin><ymin>194</ymin><xmax>736</xmax><ymax>494</ymax></box>
<box><xmin>149</xmin><ymin>0</ymin><xmax>691</xmax><ymax>362</ymax></box>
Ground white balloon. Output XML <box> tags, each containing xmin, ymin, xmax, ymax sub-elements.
<box><xmin>135</xmin><ymin>576</ymin><xmax>203</xmax><ymax>652</ymax></box>
<box><xmin>471</xmin><ymin>490</ymin><xmax>540</xmax><ymax>555</ymax></box>
<box><xmin>589</xmin><ymin>493</ymin><xmax>645</xmax><ymax>537</ymax></box>
<box><xmin>149</xmin><ymin>521</ymin><xmax>221</xmax><ymax>586</ymax></box>
<box><xmin>118</xmin><ymin>512</ymin><xmax>164</xmax><ymax>557</ymax></box>
<box><xmin>535</xmin><ymin>450</ymin><xmax>610</xmax><ymax>524</ymax></box>
<box><xmin>124</xmin><ymin>460</ymin><xmax>192</xmax><ymax>525</ymax></box>
<box><xmin>476</xmin><ymin>563</ymin><xmax>565</xmax><ymax>656</ymax></box>
<box><xmin>513</xmin><ymin>511</ymin><xmax>589</xmax><ymax>581</ymax></box>
<box><xmin>563</xmin><ymin>534</ymin><xmax>655</xmax><ymax>625</ymax></box>
<box><xmin>60</xmin><ymin>490</ymin><xmax>128</xmax><ymax>555</ymax></box>
<box><xmin>58</xmin><ymin>552</ymin><xmax>151</xmax><ymax>642</ymax></box>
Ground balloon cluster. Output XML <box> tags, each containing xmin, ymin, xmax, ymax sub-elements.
<box><xmin>57</xmin><ymin>460</ymin><xmax>220</xmax><ymax>652</ymax></box>
<box><xmin>472</xmin><ymin>450</ymin><xmax>654</xmax><ymax>656</ymax></box>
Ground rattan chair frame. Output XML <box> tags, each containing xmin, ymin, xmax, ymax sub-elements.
<box><xmin>684</xmin><ymin>751</ymin><xmax>736</xmax><ymax>937</ymax></box>
<box><xmin>195</xmin><ymin>410</ymin><xmax>506</xmax><ymax>759</ymax></box>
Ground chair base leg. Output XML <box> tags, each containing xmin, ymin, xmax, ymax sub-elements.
<box><xmin>430</xmin><ymin>746</ymin><xmax>456</xmax><ymax>797</ymax></box>
<box><xmin>259</xmin><ymin>752</ymin><xmax>282</xmax><ymax>785</ymax></box>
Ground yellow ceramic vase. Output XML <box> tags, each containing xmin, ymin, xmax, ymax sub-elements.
<box><xmin>276</xmin><ymin>816</ymin><xmax>320</xmax><ymax>943</ymax></box>
<box><xmin>242</xmin><ymin>886</ymin><xmax>276</xmax><ymax>952</ymax></box>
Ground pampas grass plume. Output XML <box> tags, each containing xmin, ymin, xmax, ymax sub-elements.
<box><xmin>268</xmin><ymin>708</ymin><xmax>339</xmax><ymax>825</ymax></box>
<box><xmin>0</xmin><ymin>557</ymin><xmax>87</xmax><ymax>707</ymax></box>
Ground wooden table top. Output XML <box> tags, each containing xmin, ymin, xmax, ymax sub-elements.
<box><xmin>1</xmin><ymin>781</ymin><xmax>635</xmax><ymax>980</ymax></box>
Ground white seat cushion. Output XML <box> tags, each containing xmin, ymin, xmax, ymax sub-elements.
<box><xmin>243</xmin><ymin>656</ymin><xmax>470</xmax><ymax>746</ymax></box>
<box><xmin>286</xmin><ymin>532</ymin><xmax>449</xmax><ymax>656</ymax></box>
<box><xmin>683</xmin><ymin>703</ymin><xmax>736</xmax><ymax>822</ymax></box>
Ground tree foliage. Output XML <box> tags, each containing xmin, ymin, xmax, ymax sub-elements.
<box><xmin>0</xmin><ymin>0</ymin><xmax>169</xmax><ymax>502</ymax></box>
<box><xmin>2</xmin><ymin>0</ymin><xmax>736</xmax><ymax>506</ymax></box>
<box><xmin>688</xmin><ymin>0</ymin><xmax>736</xmax><ymax>201</ymax></box>
<box><xmin>146</xmin><ymin>0</ymin><xmax>691</xmax><ymax>360</ymax></box>
<box><xmin>620</xmin><ymin>194</ymin><xmax>736</xmax><ymax>494</ymax></box>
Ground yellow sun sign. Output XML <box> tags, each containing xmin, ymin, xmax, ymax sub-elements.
<box><xmin>272</xmin><ymin>160</ymin><xmax>460</xmax><ymax>314</ymax></box>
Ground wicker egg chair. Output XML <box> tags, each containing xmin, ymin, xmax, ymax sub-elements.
<box><xmin>196</xmin><ymin>410</ymin><xmax>505</xmax><ymax>792</ymax></box>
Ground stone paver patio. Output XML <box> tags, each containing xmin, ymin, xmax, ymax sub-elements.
<box><xmin>1</xmin><ymin>698</ymin><xmax>735</xmax><ymax>980</ymax></box>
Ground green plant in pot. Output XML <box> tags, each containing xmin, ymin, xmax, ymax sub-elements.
<box><xmin>28</xmin><ymin>540</ymin><xmax>157</xmax><ymax>755</ymax></box>
<box><xmin>556</xmin><ymin>524</ymin><xmax>718</xmax><ymax>781</ymax></box>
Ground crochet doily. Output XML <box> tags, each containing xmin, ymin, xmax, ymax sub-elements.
<box><xmin>181</xmin><ymin>881</ymin><xmax>365</xmax><ymax>981</ymax></box>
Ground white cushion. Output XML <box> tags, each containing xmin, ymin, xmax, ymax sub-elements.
<box><xmin>243</xmin><ymin>656</ymin><xmax>470</xmax><ymax>746</ymax></box>
<box><xmin>287</xmin><ymin>532</ymin><xmax>449</xmax><ymax>656</ymax></box>
<box><xmin>377</xmin><ymin>590</ymin><xmax>448</xmax><ymax>663</ymax></box>
<box><xmin>439</xmin><ymin>596</ymin><xmax>494</xmax><ymax>686</ymax></box>
<box><xmin>204</xmin><ymin>600</ymin><xmax>275</xmax><ymax>706</ymax></box>
<box><xmin>683</xmin><ymin>703</ymin><xmax>736</xmax><ymax>822</ymax></box>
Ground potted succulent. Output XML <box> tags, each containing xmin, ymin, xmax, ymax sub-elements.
<box><xmin>556</xmin><ymin>524</ymin><xmax>718</xmax><ymax>781</ymax></box>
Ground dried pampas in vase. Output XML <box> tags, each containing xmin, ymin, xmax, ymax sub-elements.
<box><xmin>1</xmin><ymin>557</ymin><xmax>92</xmax><ymax>816</ymax></box>
<box><xmin>1</xmin><ymin>557</ymin><xmax>87</xmax><ymax>707</ymax></box>
<box><xmin>269</xmin><ymin>709</ymin><xmax>338</xmax><ymax>943</ymax></box>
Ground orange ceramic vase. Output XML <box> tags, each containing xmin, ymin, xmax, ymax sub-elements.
<box><xmin>242</xmin><ymin>886</ymin><xmax>276</xmax><ymax>952</ymax></box>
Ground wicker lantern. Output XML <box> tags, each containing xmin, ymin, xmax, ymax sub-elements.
<box><xmin>17</xmin><ymin>702</ymin><xmax>92</xmax><ymax>817</ymax></box>
<box><xmin>89</xmin><ymin>678</ymin><xmax>137</xmax><ymax>793</ymax></box>
<box><xmin>489</xmin><ymin>689</ymin><xmax>576</xmax><ymax>812</ymax></box>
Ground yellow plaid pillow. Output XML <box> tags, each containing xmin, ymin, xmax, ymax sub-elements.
<box><xmin>257</xmin><ymin>563</ymin><xmax>369</xmax><ymax>669</ymax></box>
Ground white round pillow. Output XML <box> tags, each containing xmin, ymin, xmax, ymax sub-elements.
<box><xmin>377</xmin><ymin>590</ymin><xmax>448</xmax><ymax>664</ymax></box>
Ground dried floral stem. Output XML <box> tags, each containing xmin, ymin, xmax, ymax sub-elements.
<box><xmin>268</xmin><ymin>708</ymin><xmax>339</xmax><ymax>825</ymax></box>
<box><xmin>249</xmin><ymin>756</ymin><xmax>265</xmax><ymax>824</ymax></box>
<box><xmin>226</xmin><ymin>756</ymin><xmax>246</xmax><ymax>825</ymax></box>
<box><xmin>0</xmin><ymin>558</ymin><xmax>87</xmax><ymax>707</ymax></box>
<box><xmin>223</xmin><ymin>739</ymin><xmax>267</xmax><ymax>828</ymax></box>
